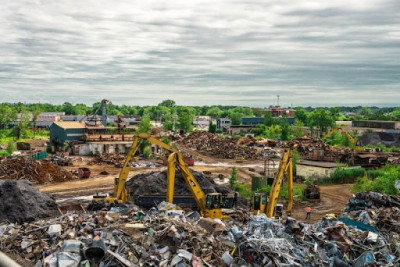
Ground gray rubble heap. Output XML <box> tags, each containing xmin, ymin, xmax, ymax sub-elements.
<box><xmin>0</xmin><ymin>179</ymin><xmax>58</xmax><ymax>224</ymax></box>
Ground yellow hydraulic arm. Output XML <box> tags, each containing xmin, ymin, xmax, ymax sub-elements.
<box><xmin>322</xmin><ymin>127</ymin><xmax>361</xmax><ymax>151</ymax></box>
<box><xmin>99</xmin><ymin>132</ymin><xmax>222</xmax><ymax>218</ymax></box>
<box><xmin>322</xmin><ymin>127</ymin><xmax>356</xmax><ymax>145</ymax></box>
<box><xmin>265</xmin><ymin>149</ymin><xmax>293</xmax><ymax>218</ymax></box>
<box><xmin>101</xmin><ymin>133</ymin><xmax>179</xmax><ymax>203</ymax></box>
<box><xmin>166</xmin><ymin>152</ymin><xmax>207</xmax><ymax>211</ymax></box>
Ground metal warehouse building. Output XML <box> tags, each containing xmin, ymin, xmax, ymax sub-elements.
<box><xmin>50</xmin><ymin>121</ymin><xmax>86</xmax><ymax>148</ymax></box>
<box><xmin>352</xmin><ymin>120</ymin><xmax>400</xmax><ymax>130</ymax></box>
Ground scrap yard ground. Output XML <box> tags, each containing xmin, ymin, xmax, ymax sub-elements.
<box><xmin>38</xmin><ymin>155</ymin><xmax>353</xmax><ymax>223</ymax></box>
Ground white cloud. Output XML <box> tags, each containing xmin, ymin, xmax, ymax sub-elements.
<box><xmin>0</xmin><ymin>0</ymin><xmax>399</xmax><ymax>106</ymax></box>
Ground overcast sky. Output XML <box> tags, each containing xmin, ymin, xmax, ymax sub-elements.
<box><xmin>1</xmin><ymin>0</ymin><xmax>399</xmax><ymax>107</ymax></box>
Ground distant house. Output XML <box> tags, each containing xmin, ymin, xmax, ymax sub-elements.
<box><xmin>36</xmin><ymin>112</ymin><xmax>65</xmax><ymax>128</ymax></box>
<box><xmin>226</xmin><ymin>125</ymin><xmax>254</xmax><ymax>135</ymax></box>
<box><xmin>193</xmin><ymin>116</ymin><xmax>211</xmax><ymax>130</ymax></box>
<box><xmin>216</xmin><ymin>118</ymin><xmax>231</xmax><ymax>130</ymax></box>
<box><xmin>269</xmin><ymin>106</ymin><xmax>296</xmax><ymax>117</ymax></box>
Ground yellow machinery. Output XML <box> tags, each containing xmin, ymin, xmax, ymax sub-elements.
<box><xmin>251</xmin><ymin>149</ymin><xmax>293</xmax><ymax>218</ymax></box>
<box><xmin>322</xmin><ymin>127</ymin><xmax>362</xmax><ymax>152</ymax></box>
<box><xmin>93</xmin><ymin>133</ymin><xmax>225</xmax><ymax>219</ymax></box>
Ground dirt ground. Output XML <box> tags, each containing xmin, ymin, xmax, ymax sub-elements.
<box><xmin>38</xmin><ymin>158</ymin><xmax>266</xmax><ymax>198</ymax></box>
<box><xmin>38</xmin><ymin>153</ymin><xmax>353</xmax><ymax>222</ymax></box>
<box><xmin>290</xmin><ymin>184</ymin><xmax>353</xmax><ymax>223</ymax></box>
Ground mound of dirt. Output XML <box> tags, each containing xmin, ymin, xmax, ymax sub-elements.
<box><xmin>0</xmin><ymin>179</ymin><xmax>58</xmax><ymax>223</ymax></box>
<box><xmin>126</xmin><ymin>170</ymin><xmax>231</xmax><ymax>199</ymax></box>
<box><xmin>177</xmin><ymin>132</ymin><xmax>261</xmax><ymax>160</ymax></box>
<box><xmin>359</xmin><ymin>132</ymin><xmax>400</xmax><ymax>148</ymax></box>
<box><xmin>0</xmin><ymin>157</ymin><xmax>73</xmax><ymax>184</ymax></box>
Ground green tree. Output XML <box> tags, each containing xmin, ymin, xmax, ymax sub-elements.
<box><xmin>163</xmin><ymin>120</ymin><xmax>174</xmax><ymax>131</ymax></box>
<box><xmin>277</xmin><ymin>117</ymin><xmax>290</xmax><ymax>140</ymax></box>
<box><xmin>206</xmin><ymin>106</ymin><xmax>222</xmax><ymax>119</ymax></box>
<box><xmin>329</xmin><ymin>107</ymin><xmax>340</xmax><ymax>121</ymax></box>
<box><xmin>158</xmin><ymin>99</ymin><xmax>176</xmax><ymax>107</ymax></box>
<box><xmin>264</xmin><ymin>111</ymin><xmax>274</xmax><ymax>126</ymax></box>
<box><xmin>161</xmin><ymin>135</ymin><xmax>171</xmax><ymax>145</ymax></box>
<box><xmin>229</xmin><ymin>166</ymin><xmax>238</xmax><ymax>188</ymax></box>
<box><xmin>230</xmin><ymin>112</ymin><xmax>242</xmax><ymax>125</ymax></box>
<box><xmin>31</xmin><ymin>105</ymin><xmax>42</xmax><ymax>139</ymax></box>
<box><xmin>309</xmin><ymin>109</ymin><xmax>335</xmax><ymax>136</ymax></box>
<box><xmin>12</xmin><ymin>107</ymin><xmax>30</xmax><ymax>140</ymax></box>
<box><xmin>208</xmin><ymin>121</ymin><xmax>216</xmax><ymax>133</ymax></box>
<box><xmin>264</xmin><ymin>125</ymin><xmax>282</xmax><ymax>139</ymax></box>
<box><xmin>6</xmin><ymin>140</ymin><xmax>16</xmax><ymax>155</ymax></box>
<box><xmin>137</xmin><ymin>115</ymin><xmax>151</xmax><ymax>134</ymax></box>
<box><xmin>143</xmin><ymin>146</ymin><xmax>152</xmax><ymax>159</ymax></box>
<box><xmin>253</xmin><ymin>108</ymin><xmax>265</xmax><ymax>117</ymax></box>
<box><xmin>294</xmin><ymin>108</ymin><xmax>308</xmax><ymax>124</ymax></box>
<box><xmin>360</xmin><ymin>107</ymin><xmax>372</xmax><ymax>118</ymax></box>
<box><xmin>0</xmin><ymin>104</ymin><xmax>17</xmax><ymax>128</ymax></box>
<box><xmin>292</xmin><ymin>120</ymin><xmax>307</xmax><ymax>138</ymax></box>
<box><xmin>178</xmin><ymin>107</ymin><xmax>194</xmax><ymax>133</ymax></box>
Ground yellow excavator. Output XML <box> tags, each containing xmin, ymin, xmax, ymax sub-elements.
<box><xmin>251</xmin><ymin>149</ymin><xmax>293</xmax><ymax>218</ymax></box>
<box><xmin>93</xmin><ymin>133</ymin><xmax>226</xmax><ymax>219</ymax></box>
<box><xmin>322</xmin><ymin>127</ymin><xmax>362</xmax><ymax>152</ymax></box>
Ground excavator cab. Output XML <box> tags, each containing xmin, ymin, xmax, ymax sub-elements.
<box><xmin>251</xmin><ymin>193</ymin><xmax>267</xmax><ymax>215</ymax></box>
<box><xmin>204</xmin><ymin>193</ymin><xmax>224</xmax><ymax>218</ymax></box>
<box><xmin>274</xmin><ymin>204</ymin><xmax>284</xmax><ymax>218</ymax></box>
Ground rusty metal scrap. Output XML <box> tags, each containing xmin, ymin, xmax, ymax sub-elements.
<box><xmin>0</xmin><ymin>157</ymin><xmax>73</xmax><ymax>184</ymax></box>
<box><xmin>88</xmin><ymin>153</ymin><xmax>125</xmax><ymax>165</ymax></box>
<box><xmin>178</xmin><ymin>132</ymin><xmax>262</xmax><ymax>160</ymax></box>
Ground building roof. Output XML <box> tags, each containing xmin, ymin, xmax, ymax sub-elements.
<box><xmin>53</xmin><ymin>121</ymin><xmax>86</xmax><ymax>129</ymax></box>
<box><xmin>356</xmin><ymin>154</ymin><xmax>377</xmax><ymax>159</ymax></box>
<box><xmin>298</xmin><ymin>160</ymin><xmax>344</xmax><ymax>168</ymax></box>
<box><xmin>353</xmin><ymin>120</ymin><xmax>399</xmax><ymax>124</ymax></box>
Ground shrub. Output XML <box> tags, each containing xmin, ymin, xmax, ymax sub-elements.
<box><xmin>0</xmin><ymin>150</ymin><xmax>10</xmax><ymax>157</ymax></box>
<box><xmin>229</xmin><ymin>166</ymin><xmax>238</xmax><ymax>188</ymax></box>
<box><xmin>367</xmin><ymin>170</ymin><xmax>385</xmax><ymax>180</ymax></box>
<box><xmin>305</xmin><ymin>179</ymin><xmax>313</xmax><ymax>186</ymax></box>
<box><xmin>233</xmin><ymin>183</ymin><xmax>253</xmax><ymax>198</ymax></box>
<box><xmin>6</xmin><ymin>141</ymin><xmax>16</xmax><ymax>155</ymax></box>
<box><xmin>143</xmin><ymin>146</ymin><xmax>152</xmax><ymax>159</ymax></box>
<box><xmin>351</xmin><ymin>164</ymin><xmax>400</xmax><ymax>195</ymax></box>
<box><xmin>318</xmin><ymin>167</ymin><xmax>365</xmax><ymax>184</ymax></box>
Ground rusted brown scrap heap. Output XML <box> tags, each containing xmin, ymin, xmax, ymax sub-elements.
<box><xmin>178</xmin><ymin>132</ymin><xmax>261</xmax><ymax>160</ymax></box>
<box><xmin>0</xmin><ymin>157</ymin><xmax>72</xmax><ymax>184</ymax></box>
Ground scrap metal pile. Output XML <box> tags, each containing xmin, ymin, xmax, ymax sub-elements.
<box><xmin>88</xmin><ymin>153</ymin><xmax>126</xmax><ymax>166</ymax></box>
<box><xmin>178</xmin><ymin>132</ymin><xmax>262</xmax><ymax>160</ymax></box>
<box><xmin>285</xmin><ymin>137</ymin><xmax>353</xmax><ymax>163</ymax></box>
<box><xmin>1</xmin><ymin>191</ymin><xmax>400</xmax><ymax>266</ymax></box>
<box><xmin>0</xmin><ymin>157</ymin><xmax>73</xmax><ymax>184</ymax></box>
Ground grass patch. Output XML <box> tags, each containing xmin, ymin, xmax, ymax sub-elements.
<box><xmin>254</xmin><ymin>183</ymin><xmax>305</xmax><ymax>201</ymax></box>
<box><xmin>318</xmin><ymin>167</ymin><xmax>365</xmax><ymax>184</ymax></box>
<box><xmin>352</xmin><ymin>164</ymin><xmax>400</xmax><ymax>195</ymax></box>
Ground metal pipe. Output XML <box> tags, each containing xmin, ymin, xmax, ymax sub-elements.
<box><xmin>0</xmin><ymin>252</ymin><xmax>22</xmax><ymax>267</ymax></box>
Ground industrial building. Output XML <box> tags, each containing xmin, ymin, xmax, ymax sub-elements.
<box><xmin>216</xmin><ymin>118</ymin><xmax>231</xmax><ymax>130</ymax></box>
<box><xmin>352</xmin><ymin>120</ymin><xmax>400</xmax><ymax>130</ymax></box>
<box><xmin>49</xmin><ymin>122</ymin><xmax>86</xmax><ymax>149</ymax></box>
<box><xmin>296</xmin><ymin>160</ymin><xmax>345</xmax><ymax>181</ymax></box>
<box><xmin>269</xmin><ymin>106</ymin><xmax>296</xmax><ymax>117</ymax></box>
<box><xmin>49</xmin><ymin>121</ymin><xmax>137</xmax><ymax>155</ymax></box>
<box><xmin>241</xmin><ymin>117</ymin><xmax>295</xmax><ymax>126</ymax></box>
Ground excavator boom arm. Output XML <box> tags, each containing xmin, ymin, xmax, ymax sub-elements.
<box><xmin>266</xmin><ymin>149</ymin><xmax>293</xmax><ymax>217</ymax></box>
<box><xmin>322</xmin><ymin>127</ymin><xmax>356</xmax><ymax>145</ymax></box>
